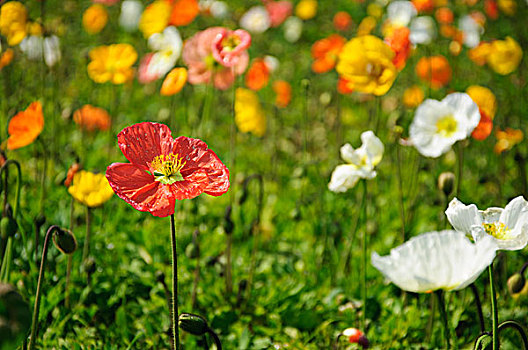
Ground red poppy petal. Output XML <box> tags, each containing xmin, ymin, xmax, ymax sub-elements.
<box><xmin>106</xmin><ymin>162</ymin><xmax>175</xmax><ymax>217</ymax></box>
<box><xmin>170</xmin><ymin>169</ymin><xmax>209</xmax><ymax>200</ymax></box>
<box><xmin>172</xmin><ymin>136</ymin><xmax>230</xmax><ymax>196</ymax></box>
<box><xmin>117</xmin><ymin>122</ymin><xmax>175</xmax><ymax>169</ymax></box>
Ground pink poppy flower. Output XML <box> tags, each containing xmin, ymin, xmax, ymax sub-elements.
<box><xmin>106</xmin><ymin>122</ymin><xmax>230</xmax><ymax>217</ymax></box>
<box><xmin>264</xmin><ymin>0</ymin><xmax>293</xmax><ymax>27</ymax></box>
<box><xmin>182</xmin><ymin>27</ymin><xmax>249</xmax><ymax>90</ymax></box>
<box><xmin>211</xmin><ymin>28</ymin><xmax>251</xmax><ymax>67</ymax></box>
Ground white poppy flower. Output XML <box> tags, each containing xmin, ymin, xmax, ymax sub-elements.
<box><xmin>20</xmin><ymin>35</ymin><xmax>43</xmax><ymax>61</ymax></box>
<box><xmin>409</xmin><ymin>93</ymin><xmax>480</xmax><ymax>158</ymax></box>
<box><xmin>446</xmin><ymin>197</ymin><xmax>528</xmax><ymax>251</ymax></box>
<box><xmin>145</xmin><ymin>26</ymin><xmax>183</xmax><ymax>79</ymax></box>
<box><xmin>328</xmin><ymin>131</ymin><xmax>384</xmax><ymax>193</ymax></box>
<box><xmin>371</xmin><ymin>230</ymin><xmax>497</xmax><ymax>293</ymax></box>
<box><xmin>387</xmin><ymin>1</ymin><xmax>417</xmax><ymax>27</ymax></box>
<box><xmin>240</xmin><ymin>6</ymin><xmax>271</xmax><ymax>34</ymax></box>
<box><xmin>409</xmin><ymin>16</ymin><xmax>436</xmax><ymax>45</ymax></box>
<box><xmin>283</xmin><ymin>16</ymin><xmax>303</xmax><ymax>43</ymax></box>
<box><xmin>459</xmin><ymin>15</ymin><xmax>483</xmax><ymax>48</ymax></box>
<box><xmin>43</xmin><ymin>35</ymin><xmax>61</xmax><ymax>67</ymax></box>
<box><xmin>119</xmin><ymin>0</ymin><xmax>143</xmax><ymax>32</ymax></box>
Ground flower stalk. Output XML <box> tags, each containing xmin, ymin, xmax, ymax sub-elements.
<box><xmin>489</xmin><ymin>264</ymin><xmax>499</xmax><ymax>350</ymax></box>
<box><xmin>435</xmin><ymin>290</ymin><xmax>451</xmax><ymax>350</ymax></box>
<box><xmin>170</xmin><ymin>214</ymin><xmax>180</xmax><ymax>350</ymax></box>
<box><xmin>361</xmin><ymin>179</ymin><xmax>368</xmax><ymax>329</ymax></box>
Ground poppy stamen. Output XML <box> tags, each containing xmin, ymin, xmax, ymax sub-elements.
<box><xmin>151</xmin><ymin>154</ymin><xmax>186</xmax><ymax>184</ymax></box>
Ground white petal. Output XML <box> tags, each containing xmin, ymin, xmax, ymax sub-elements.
<box><xmin>409</xmin><ymin>16</ymin><xmax>436</xmax><ymax>45</ymax></box>
<box><xmin>328</xmin><ymin>165</ymin><xmax>360</xmax><ymax>193</ymax></box>
<box><xmin>471</xmin><ymin>224</ymin><xmax>528</xmax><ymax>251</ymax></box>
<box><xmin>340</xmin><ymin>143</ymin><xmax>360</xmax><ymax>164</ymax></box>
<box><xmin>361</xmin><ymin>130</ymin><xmax>384</xmax><ymax>166</ymax></box>
<box><xmin>443</xmin><ymin>93</ymin><xmax>481</xmax><ymax>136</ymax></box>
<box><xmin>371</xmin><ymin>230</ymin><xmax>497</xmax><ymax>293</ymax></box>
<box><xmin>387</xmin><ymin>1</ymin><xmax>417</xmax><ymax>27</ymax></box>
<box><xmin>445</xmin><ymin>198</ymin><xmax>483</xmax><ymax>234</ymax></box>
<box><xmin>481</xmin><ymin>207</ymin><xmax>502</xmax><ymax>223</ymax></box>
<box><xmin>499</xmin><ymin>196</ymin><xmax>528</xmax><ymax>230</ymax></box>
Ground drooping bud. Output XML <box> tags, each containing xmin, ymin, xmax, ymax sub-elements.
<box><xmin>438</xmin><ymin>172</ymin><xmax>455</xmax><ymax>197</ymax></box>
<box><xmin>155</xmin><ymin>270</ymin><xmax>165</xmax><ymax>284</ymax></box>
<box><xmin>35</xmin><ymin>213</ymin><xmax>46</xmax><ymax>228</ymax></box>
<box><xmin>185</xmin><ymin>242</ymin><xmax>199</xmax><ymax>259</ymax></box>
<box><xmin>0</xmin><ymin>283</ymin><xmax>31</xmax><ymax>348</ymax></box>
<box><xmin>178</xmin><ymin>313</ymin><xmax>209</xmax><ymax>336</ymax></box>
<box><xmin>507</xmin><ymin>273</ymin><xmax>526</xmax><ymax>295</ymax></box>
<box><xmin>52</xmin><ymin>228</ymin><xmax>77</xmax><ymax>254</ymax></box>
<box><xmin>0</xmin><ymin>217</ymin><xmax>17</xmax><ymax>240</ymax></box>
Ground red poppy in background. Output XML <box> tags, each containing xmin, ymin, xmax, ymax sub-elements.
<box><xmin>264</xmin><ymin>0</ymin><xmax>293</xmax><ymax>27</ymax></box>
<box><xmin>169</xmin><ymin>0</ymin><xmax>200</xmax><ymax>26</ymax></box>
<box><xmin>311</xmin><ymin>34</ymin><xmax>346</xmax><ymax>73</ymax></box>
<box><xmin>106</xmin><ymin>122</ymin><xmax>229</xmax><ymax>217</ymax></box>
<box><xmin>385</xmin><ymin>26</ymin><xmax>411</xmax><ymax>70</ymax></box>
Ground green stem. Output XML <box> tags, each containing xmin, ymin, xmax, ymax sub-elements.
<box><xmin>498</xmin><ymin>320</ymin><xmax>528</xmax><ymax>348</ymax></box>
<box><xmin>170</xmin><ymin>214</ymin><xmax>180</xmax><ymax>350</ymax></box>
<box><xmin>82</xmin><ymin>206</ymin><xmax>91</xmax><ymax>265</ymax></box>
<box><xmin>362</xmin><ymin>179</ymin><xmax>368</xmax><ymax>329</ymax></box>
<box><xmin>395</xmin><ymin>142</ymin><xmax>406</xmax><ymax>243</ymax></box>
<box><xmin>28</xmin><ymin>225</ymin><xmax>61</xmax><ymax>350</ymax></box>
<box><xmin>474</xmin><ymin>332</ymin><xmax>491</xmax><ymax>350</ymax></box>
<box><xmin>0</xmin><ymin>159</ymin><xmax>21</xmax><ymax>280</ymax></box>
<box><xmin>207</xmin><ymin>327</ymin><xmax>222</xmax><ymax>350</ymax></box>
<box><xmin>489</xmin><ymin>264</ymin><xmax>500</xmax><ymax>350</ymax></box>
<box><xmin>435</xmin><ymin>290</ymin><xmax>451</xmax><ymax>350</ymax></box>
<box><xmin>470</xmin><ymin>283</ymin><xmax>486</xmax><ymax>334</ymax></box>
<box><xmin>0</xmin><ymin>159</ymin><xmax>21</xmax><ymax>215</ymax></box>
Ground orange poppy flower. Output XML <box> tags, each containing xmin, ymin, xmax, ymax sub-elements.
<box><xmin>337</xmin><ymin>77</ymin><xmax>354</xmax><ymax>94</ymax></box>
<box><xmin>6</xmin><ymin>101</ymin><xmax>44</xmax><ymax>150</ymax></box>
<box><xmin>415</xmin><ymin>55</ymin><xmax>452</xmax><ymax>89</ymax></box>
<box><xmin>485</xmin><ymin>0</ymin><xmax>499</xmax><ymax>20</ymax></box>
<box><xmin>494</xmin><ymin>128</ymin><xmax>523</xmax><ymax>154</ymax></box>
<box><xmin>0</xmin><ymin>49</ymin><xmax>14</xmax><ymax>70</ymax></box>
<box><xmin>161</xmin><ymin>67</ymin><xmax>188</xmax><ymax>96</ymax></box>
<box><xmin>311</xmin><ymin>34</ymin><xmax>346</xmax><ymax>74</ymax></box>
<box><xmin>272</xmin><ymin>80</ymin><xmax>291</xmax><ymax>108</ymax></box>
<box><xmin>169</xmin><ymin>0</ymin><xmax>199</xmax><ymax>26</ymax></box>
<box><xmin>64</xmin><ymin>162</ymin><xmax>81</xmax><ymax>187</ymax></box>
<box><xmin>73</xmin><ymin>105</ymin><xmax>111</xmax><ymax>132</ymax></box>
<box><xmin>412</xmin><ymin>0</ymin><xmax>434</xmax><ymax>13</ymax></box>
<box><xmin>435</xmin><ymin>7</ymin><xmax>454</xmax><ymax>24</ymax></box>
<box><xmin>333</xmin><ymin>11</ymin><xmax>352</xmax><ymax>31</ymax></box>
<box><xmin>385</xmin><ymin>26</ymin><xmax>411</xmax><ymax>70</ymax></box>
<box><xmin>471</xmin><ymin>112</ymin><xmax>493</xmax><ymax>141</ymax></box>
<box><xmin>468</xmin><ymin>42</ymin><xmax>491</xmax><ymax>66</ymax></box>
<box><xmin>246</xmin><ymin>59</ymin><xmax>270</xmax><ymax>91</ymax></box>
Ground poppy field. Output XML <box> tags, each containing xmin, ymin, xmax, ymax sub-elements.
<box><xmin>1</xmin><ymin>0</ymin><xmax>528</xmax><ymax>349</ymax></box>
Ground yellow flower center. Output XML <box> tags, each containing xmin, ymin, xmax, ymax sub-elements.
<box><xmin>483</xmin><ymin>222</ymin><xmax>511</xmax><ymax>240</ymax></box>
<box><xmin>221</xmin><ymin>34</ymin><xmax>241</xmax><ymax>52</ymax></box>
<box><xmin>150</xmin><ymin>154</ymin><xmax>186</xmax><ymax>185</ymax></box>
<box><xmin>436</xmin><ymin>115</ymin><xmax>458</xmax><ymax>137</ymax></box>
<box><xmin>366</xmin><ymin>63</ymin><xmax>383</xmax><ymax>79</ymax></box>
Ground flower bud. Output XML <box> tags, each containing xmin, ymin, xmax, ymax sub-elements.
<box><xmin>0</xmin><ymin>283</ymin><xmax>31</xmax><ymax>348</ymax></box>
<box><xmin>155</xmin><ymin>270</ymin><xmax>165</xmax><ymax>284</ymax></box>
<box><xmin>507</xmin><ymin>273</ymin><xmax>526</xmax><ymax>295</ymax></box>
<box><xmin>438</xmin><ymin>172</ymin><xmax>455</xmax><ymax>197</ymax></box>
<box><xmin>52</xmin><ymin>229</ymin><xmax>77</xmax><ymax>254</ymax></box>
<box><xmin>0</xmin><ymin>216</ymin><xmax>17</xmax><ymax>239</ymax></box>
<box><xmin>178</xmin><ymin>313</ymin><xmax>208</xmax><ymax>336</ymax></box>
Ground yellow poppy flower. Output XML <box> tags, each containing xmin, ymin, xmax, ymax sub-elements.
<box><xmin>336</xmin><ymin>35</ymin><xmax>397</xmax><ymax>96</ymax></box>
<box><xmin>87</xmin><ymin>44</ymin><xmax>138</xmax><ymax>84</ymax></box>
<box><xmin>466</xmin><ymin>85</ymin><xmax>496</xmax><ymax>120</ymax></box>
<box><xmin>235</xmin><ymin>88</ymin><xmax>266</xmax><ymax>137</ymax></box>
<box><xmin>68</xmin><ymin>170</ymin><xmax>114</xmax><ymax>208</ymax></box>
<box><xmin>0</xmin><ymin>1</ymin><xmax>27</xmax><ymax>46</ymax></box>
<box><xmin>138</xmin><ymin>0</ymin><xmax>171</xmax><ymax>38</ymax></box>
<box><xmin>295</xmin><ymin>0</ymin><xmax>317</xmax><ymax>20</ymax></box>
<box><xmin>486</xmin><ymin>37</ymin><xmax>523</xmax><ymax>75</ymax></box>
<box><xmin>83</xmin><ymin>4</ymin><xmax>108</xmax><ymax>35</ymax></box>
<box><xmin>402</xmin><ymin>85</ymin><xmax>424</xmax><ymax>108</ymax></box>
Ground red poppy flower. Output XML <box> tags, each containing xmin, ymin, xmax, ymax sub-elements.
<box><xmin>106</xmin><ymin>122</ymin><xmax>229</xmax><ymax>217</ymax></box>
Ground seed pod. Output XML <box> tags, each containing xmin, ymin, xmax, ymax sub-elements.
<box><xmin>35</xmin><ymin>214</ymin><xmax>46</xmax><ymax>228</ymax></box>
<box><xmin>52</xmin><ymin>229</ymin><xmax>77</xmax><ymax>254</ymax></box>
<box><xmin>223</xmin><ymin>205</ymin><xmax>234</xmax><ymax>235</ymax></box>
<box><xmin>438</xmin><ymin>172</ymin><xmax>455</xmax><ymax>197</ymax></box>
<box><xmin>83</xmin><ymin>257</ymin><xmax>96</xmax><ymax>275</ymax></box>
<box><xmin>178</xmin><ymin>313</ymin><xmax>208</xmax><ymax>336</ymax></box>
<box><xmin>0</xmin><ymin>216</ymin><xmax>17</xmax><ymax>239</ymax></box>
<box><xmin>185</xmin><ymin>242</ymin><xmax>199</xmax><ymax>259</ymax></box>
<box><xmin>507</xmin><ymin>273</ymin><xmax>526</xmax><ymax>295</ymax></box>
